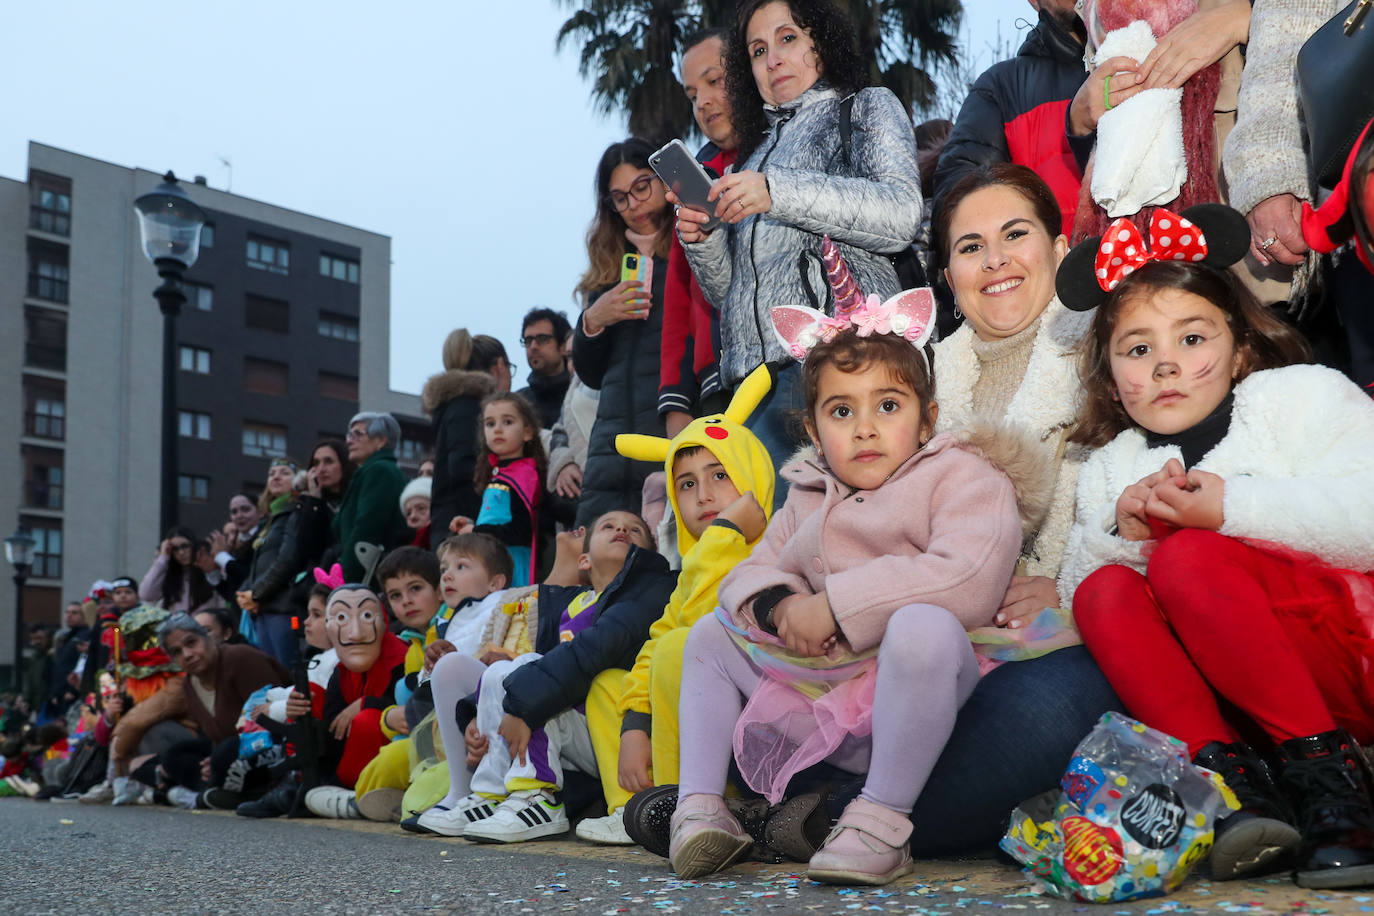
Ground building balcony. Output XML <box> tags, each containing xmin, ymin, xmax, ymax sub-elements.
<box><xmin>29</xmin><ymin>206</ymin><xmax>70</xmax><ymax>237</ymax></box>
<box><xmin>24</xmin><ymin>411</ymin><xmax>65</xmax><ymax>440</ymax></box>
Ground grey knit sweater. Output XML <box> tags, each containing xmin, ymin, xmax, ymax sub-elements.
<box><xmin>683</xmin><ymin>82</ymin><xmax>922</xmax><ymax>388</ymax></box>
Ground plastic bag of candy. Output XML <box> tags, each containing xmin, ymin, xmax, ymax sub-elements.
<box><xmin>1000</xmin><ymin>712</ymin><xmax>1238</xmax><ymax>903</ymax></box>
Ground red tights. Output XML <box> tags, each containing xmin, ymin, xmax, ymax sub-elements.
<box><xmin>335</xmin><ymin>707</ymin><xmax>387</xmax><ymax>789</ymax></box>
<box><xmin>1074</xmin><ymin>529</ymin><xmax>1374</xmax><ymax>756</ymax></box>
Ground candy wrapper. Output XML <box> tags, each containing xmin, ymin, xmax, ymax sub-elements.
<box><xmin>1001</xmin><ymin>712</ymin><xmax>1238</xmax><ymax>903</ymax></box>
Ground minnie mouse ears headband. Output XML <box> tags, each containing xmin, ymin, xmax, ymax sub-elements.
<box><xmin>1055</xmin><ymin>204</ymin><xmax>1251</xmax><ymax>312</ymax></box>
<box><xmin>769</xmin><ymin>236</ymin><xmax>936</xmax><ymax>362</ymax></box>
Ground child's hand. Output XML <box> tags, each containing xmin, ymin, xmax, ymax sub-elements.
<box><xmin>384</xmin><ymin>706</ymin><xmax>410</xmax><ymax>735</ymax></box>
<box><xmin>284</xmin><ymin>690</ymin><xmax>311</xmax><ymax>720</ymax></box>
<box><xmin>104</xmin><ymin>695</ymin><xmax>124</xmax><ymax>722</ymax></box>
<box><xmin>423</xmin><ymin>639</ymin><xmax>457</xmax><ymax>671</ymax></box>
<box><xmin>1116</xmin><ymin>459</ymin><xmax>1185</xmax><ymax>541</ymax></box>
<box><xmin>498</xmin><ymin>714</ymin><xmax>532</xmax><ymax>765</ymax></box>
<box><xmin>464</xmin><ymin>719</ymin><xmax>489</xmax><ymax>767</ymax></box>
<box><xmin>236</xmin><ymin>591</ymin><xmax>258</xmax><ymax>614</ymax></box>
<box><xmin>478</xmin><ymin>645</ymin><xmax>517</xmax><ymax>666</ymax></box>
<box><xmin>719</xmin><ymin>493</ymin><xmax>767</xmax><ymax>543</ymax></box>
<box><xmin>618</xmin><ymin>729</ymin><xmax>654</xmax><ymax>793</ymax></box>
<box><xmin>776</xmin><ymin>592</ymin><xmax>838</xmax><ymax>657</ymax></box>
<box><xmin>449</xmin><ymin>515</ymin><xmax>475</xmax><ymax>535</ymax></box>
<box><xmin>330</xmin><ymin>697</ymin><xmax>364</xmax><ymax>739</ymax></box>
<box><xmin>1146</xmin><ymin>468</ymin><xmax>1225</xmax><ymax>531</ymax></box>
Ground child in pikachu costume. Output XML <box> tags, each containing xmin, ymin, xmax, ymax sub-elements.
<box><xmin>577</xmin><ymin>365</ymin><xmax>776</xmax><ymax>844</ymax></box>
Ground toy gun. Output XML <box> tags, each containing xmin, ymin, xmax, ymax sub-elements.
<box><xmin>287</xmin><ymin>615</ymin><xmax>321</xmax><ymax>817</ymax></box>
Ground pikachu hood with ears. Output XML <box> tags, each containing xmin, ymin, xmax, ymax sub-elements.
<box><xmin>617</xmin><ymin>364</ymin><xmax>777</xmax><ymax>554</ymax></box>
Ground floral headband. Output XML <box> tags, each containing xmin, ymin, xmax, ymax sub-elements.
<box><xmin>770</xmin><ymin>235</ymin><xmax>936</xmax><ymax>363</ymax></box>
<box><xmin>1055</xmin><ymin>203</ymin><xmax>1250</xmax><ymax>312</ymax></box>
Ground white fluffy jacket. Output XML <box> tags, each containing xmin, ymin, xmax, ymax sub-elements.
<box><xmin>933</xmin><ymin>298</ymin><xmax>1094</xmax><ymax>580</ymax></box>
<box><xmin>1057</xmin><ymin>364</ymin><xmax>1374</xmax><ymax>608</ymax></box>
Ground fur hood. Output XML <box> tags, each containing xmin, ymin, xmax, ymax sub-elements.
<box><xmin>783</xmin><ymin>418</ymin><xmax>1055</xmax><ymax>540</ymax></box>
<box><xmin>421</xmin><ymin>368</ymin><xmax>497</xmax><ymax>415</ymax></box>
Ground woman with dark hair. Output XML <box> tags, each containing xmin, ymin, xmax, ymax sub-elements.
<box><xmin>292</xmin><ymin>438</ymin><xmax>352</xmax><ymax>577</ymax></box>
<box><xmin>571</xmin><ymin>138</ymin><xmax>674</xmax><ymax>525</ymax></box>
<box><xmin>236</xmin><ymin>458</ymin><xmax>305</xmax><ymax>667</ymax></box>
<box><xmin>675</xmin><ymin>0</ymin><xmax>922</xmax><ymax>482</ymax></box>
<box><xmin>140</xmin><ymin>526</ymin><xmax>220</xmax><ymax>613</ymax></box>
<box><xmin>423</xmin><ymin>329</ymin><xmax>510</xmax><ymax>546</ymax></box>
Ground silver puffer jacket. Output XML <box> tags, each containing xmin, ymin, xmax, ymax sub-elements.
<box><xmin>683</xmin><ymin>82</ymin><xmax>922</xmax><ymax>388</ymax></box>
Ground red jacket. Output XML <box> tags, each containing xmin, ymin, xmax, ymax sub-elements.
<box><xmin>659</xmin><ymin>143</ymin><xmax>737</xmax><ymax>417</ymax></box>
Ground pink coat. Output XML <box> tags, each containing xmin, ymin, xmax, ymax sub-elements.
<box><xmin>719</xmin><ymin>431</ymin><xmax>1026</xmax><ymax>653</ymax></box>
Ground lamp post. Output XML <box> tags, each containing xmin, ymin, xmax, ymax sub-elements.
<box><xmin>134</xmin><ymin>172</ymin><xmax>206</xmax><ymax>536</ymax></box>
<box><xmin>5</xmin><ymin>528</ymin><xmax>35</xmax><ymax>692</ymax></box>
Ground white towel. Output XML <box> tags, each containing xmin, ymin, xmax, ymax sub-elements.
<box><xmin>1090</xmin><ymin>21</ymin><xmax>1186</xmax><ymax>217</ymax></box>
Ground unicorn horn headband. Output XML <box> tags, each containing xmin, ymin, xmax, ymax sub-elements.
<box><xmin>770</xmin><ymin>235</ymin><xmax>936</xmax><ymax>364</ymax></box>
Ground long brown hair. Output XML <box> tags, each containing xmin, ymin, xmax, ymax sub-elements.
<box><xmin>1071</xmin><ymin>261</ymin><xmax>1311</xmax><ymax>448</ymax></box>
<box><xmin>473</xmin><ymin>392</ymin><xmax>549</xmax><ymax>495</ymax></box>
<box><xmin>576</xmin><ymin>139</ymin><xmax>673</xmax><ymax>298</ymax></box>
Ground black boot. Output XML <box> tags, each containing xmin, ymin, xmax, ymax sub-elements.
<box><xmin>1277</xmin><ymin>729</ymin><xmax>1374</xmax><ymax>888</ymax></box>
<box><xmin>1192</xmin><ymin>741</ymin><xmax>1299</xmax><ymax>879</ymax></box>
<box><xmin>235</xmin><ymin>775</ymin><xmax>300</xmax><ymax>819</ymax></box>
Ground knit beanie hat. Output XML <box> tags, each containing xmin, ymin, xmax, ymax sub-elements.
<box><xmin>399</xmin><ymin>476</ymin><xmax>432</xmax><ymax>512</ymax></box>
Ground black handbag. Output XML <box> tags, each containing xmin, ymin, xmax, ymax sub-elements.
<box><xmin>1297</xmin><ymin>0</ymin><xmax>1374</xmax><ymax>189</ymax></box>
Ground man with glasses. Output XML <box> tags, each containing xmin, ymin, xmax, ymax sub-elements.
<box><xmin>515</xmin><ymin>307</ymin><xmax>573</xmax><ymax>430</ymax></box>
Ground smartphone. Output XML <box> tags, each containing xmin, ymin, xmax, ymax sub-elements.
<box><xmin>650</xmin><ymin>139</ymin><xmax>722</xmax><ymax>232</ymax></box>
<box><xmin>621</xmin><ymin>252</ymin><xmax>649</xmax><ymax>285</ymax></box>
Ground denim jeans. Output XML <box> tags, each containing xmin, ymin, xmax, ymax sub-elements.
<box><xmin>254</xmin><ymin>613</ymin><xmax>298</xmax><ymax>671</ymax></box>
<box><xmin>799</xmin><ymin>645</ymin><xmax>1120</xmax><ymax>856</ymax></box>
<box><xmin>744</xmin><ymin>363</ymin><xmax>807</xmax><ymax>511</ymax></box>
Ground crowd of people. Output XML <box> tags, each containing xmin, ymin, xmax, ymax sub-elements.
<box><xmin>5</xmin><ymin>0</ymin><xmax>1374</xmax><ymax>896</ymax></box>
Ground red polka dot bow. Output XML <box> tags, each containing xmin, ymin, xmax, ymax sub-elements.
<box><xmin>1095</xmin><ymin>208</ymin><xmax>1209</xmax><ymax>292</ymax></box>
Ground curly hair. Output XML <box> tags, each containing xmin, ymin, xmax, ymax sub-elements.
<box><xmin>1070</xmin><ymin>261</ymin><xmax>1311</xmax><ymax>448</ymax></box>
<box><xmin>801</xmin><ymin>330</ymin><xmax>936</xmax><ymax>427</ymax></box>
<box><xmin>726</xmin><ymin>0</ymin><xmax>869</xmax><ymax>161</ymax></box>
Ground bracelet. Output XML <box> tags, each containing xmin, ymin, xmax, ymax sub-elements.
<box><xmin>1104</xmin><ymin>74</ymin><xmax>1113</xmax><ymax>112</ymax></box>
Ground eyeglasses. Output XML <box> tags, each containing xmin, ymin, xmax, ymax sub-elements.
<box><xmin>270</xmin><ymin>458</ymin><xmax>297</xmax><ymax>471</ymax></box>
<box><xmin>345</xmin><ymin>428</ymin><xmax>368</xmax><ymax>441</ymax></box>
<box><xmin>520</xmin><ymin>333</ymin><xmax>558</xmax><ymax>348</ymax></box>
<box><xmin>607</xmin><ymin>174</ymin><xmax>659</xmax><ymax>212</ymax></box>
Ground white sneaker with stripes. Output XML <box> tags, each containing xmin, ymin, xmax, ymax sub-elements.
<box><xmin>415</xmin><ymin>793</ymin><xmax>500</xmax><ymax>837</ymax></box>
<box><xmin>463</xmin><ymin>790</ymin><xmax>569</xmax><ymax>843</ymax></box>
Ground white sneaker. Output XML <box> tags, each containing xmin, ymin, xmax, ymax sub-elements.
<box><xmin>5</xmin><ymin>776</ymin><xmax>40</xmax><ymax>797</ymax></box>
<box><xmin>416</xmin><ymin>793</ymin><xmax>500</xmax><ymax>837</ymax></box>
<box><xmin>305</xmin><ymin>785</ymin><xmax>362</xmax><ymax>819</ymax></box>
<box><xmin>464</xmin><ymin>790</ymin><xmax>569</xmax><ymax>844</ymax></box>
<box><xmin>167</xmin><ymin>786</ymin><xmax>199</xmax><ymax>810</ymax></box>
<box><xmin>112</xmin><ymin>780</ymin><xmax>150</xmax><ymax>806</ymax></box>
<box><xmin>575</xmin><ymin>807</ymin><xmax>635</xmax><ymax>845</ymax></box>
<box><xmin>79</xmin><ymin>780</ymin><xmax>114</xmax><ymax>804</ymax></box>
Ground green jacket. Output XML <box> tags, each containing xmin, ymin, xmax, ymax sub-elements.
<box><xmin>332</xmin><ymin>447</ymin><xmax>410</xmax><ymax>583</ymax></box>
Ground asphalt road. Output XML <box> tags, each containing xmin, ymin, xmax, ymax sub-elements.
<box><xmin>1</xmin><ymin>799</ymin><xmax>1368</xmax><ymax>915</ymax></box>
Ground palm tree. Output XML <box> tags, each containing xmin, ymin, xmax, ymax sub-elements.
<box><xmin>556</xmin><ymin>0</ymin><xmax>964</xmax><ymax>143</ymax></box>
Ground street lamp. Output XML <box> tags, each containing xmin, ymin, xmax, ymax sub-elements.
<box><xmin>5</xmin><ymin>528</ymin><xmax>35</xmax><ymax>692</ymax></box>
<box><xmin>134</xmin><ymin>171</ymin><xmax>206</xmax><ymax>536</ymax></box>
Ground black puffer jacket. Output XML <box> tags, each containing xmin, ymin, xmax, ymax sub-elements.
<box><xmin>456</xmin><ymin>546</ymin><xmax>677</xmax><ymax>731</ymax></box>
<box><xmin>571</xmin><ymin>251</ymin><xmax>668</xmax><ymax>527</ymax></box>
<box><xmin>422</xmin><ymin>368</ymin><xmax>497</xmax><ymax>549</ymax></box>
<box><xmin>245</xmin><ymin>502</ymin><xmax>300</xmax><ymax>615</ymax></box>
<box><xmin>516</xmin><ymin>368</ymin><xmax>572</xmax><ymax>430</ymax></box>
<box><xmin>932</xmin><ymin>9</ymin><xmax>1088</xmax><ymax>235</ymax></box>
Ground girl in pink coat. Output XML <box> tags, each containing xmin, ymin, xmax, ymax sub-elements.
<box><xmin>668</xmin><ymin>264</ymin><xmax>1048</xmax><ymax>885</ymax></box>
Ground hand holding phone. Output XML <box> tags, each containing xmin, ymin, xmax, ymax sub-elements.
<box><xmin>651</xmin><ymin>139</ymin><xmax>722</xmax><ymax>233</ymax></box>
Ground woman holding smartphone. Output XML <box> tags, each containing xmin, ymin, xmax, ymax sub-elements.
<box><xmin>572</xmin><ymin>137</ymin><xmax>674</xmax><ymax>526</ymax></box>
<box><xmin>675</xmin><ymin>0</ymin><xmax>922</xmax><ymax>491</ymax></box>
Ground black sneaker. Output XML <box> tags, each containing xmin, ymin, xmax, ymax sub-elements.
<box><xmin>763</xmin><ymin>786</ymin><xmax>834</xmax><ymax>863</ymax></box>
<box><xmin>623</xmin><ymin>786</ymin><xmax>783</xmax><ymax>862</ymax></box>
<box><xmin>199</xmin><ymin>787</ymin><xmax>244</xmax><ymax>811</ymax></box>
<box><xmin>1278</xmin><ymin>729</ymin><xmax>1374</xmax><ymax>888</ymax></box>
<box><xmin>236</xmin><ymin>778</ymin><xmax>299</xmax><ymax>819</ymax></box>
<box><xmin>400</xmin><ymin>804</ymin><xmax>446</xmax><ymax>835</ymax></box>
<box><xmin>1193</xmin><ymin>741</ymin><xmax>1299</xmax><ymax>880</ymax></box>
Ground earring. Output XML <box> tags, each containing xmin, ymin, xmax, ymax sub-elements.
<box><xmin>953</xmin><ymin>302</ymin><xmax>963</xmax><ymax>321</ymax></box>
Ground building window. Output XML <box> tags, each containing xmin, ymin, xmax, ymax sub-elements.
<box><xmin>242</xmin><ymin>422</ymin><xmax>288</xmax><ymax>458</ymax></box>
<box><xmin>397</xmin><ymin>438</ymin><xmax>424</xmax><ymax>466</ymax></box>
<box><xmin>244</xmin><ymin>357</ymin><xmax>289</xmax><ymax>396</ymax></box>
<box><xmin>178</xmin><ymin>409</ymin><xmax>211</xmax><ymax>440</ymax></box>
<box><xmin>317</xmin><ymin>371</ymin><xmax>358</xmax><ymax>401</ymax></box>
<box><xmin>201</xmin><ymin>223</ymin><xmax>215</xmax><ymax>249</ymax></box>
<box><xmin>28</xmin><ymin>242</ymin><xmax>69</xmax><ymax>303</ymax></box>
<box><xmin>246</xmin><ymin>236</ymin><xmax>290</xmax><ymax>275</ymax></box>
<box><xmin>318</xmin><ymin>311</ymin><xmax>359</xmax><ymax>342</ymax></box>
<box><xmin>179</xmin><ymin>345</ymin><xmax>211</xmax><ymax>374</ymax></box>
<box><xmin>245</xmin><ymin>294</ymin><xmax>289</xmax><ymax>333</ymax></box>
<box><xmin>319</xmin><ymin>254</ymin><xmax>360</xmax><ymax>284</ymax></box>
<box><xmin>22</xmin><ymin>518</ymin><xmax>62</xmax><ymax>579</ymax></box>
<box><xmin>23</xmin><ymin>447</ymin><xmax>64</xmax><ymax>510</ymax></box>
<box><xmin>29</xmin><ymin>172</ymin><xmax>72</xmax><ymax>236</ymax></box>
<box><xmin>26</xmin><ymin>392</ymin><xmax>65</xmax><ymax>440</ymax></box>
<box><xmin>178</xmin><ymin>474</ymin><xmax>210</xmax><ymax>503</ymax></box>
<box><xmin>185</xmin><ymin>281</ymin><xmax>213</xmax><ymax>311</ymax></box>
<box><xmin>24</xmin><ymin>309</ymin><xmax>66</xmax><ymax>371</ymax></box>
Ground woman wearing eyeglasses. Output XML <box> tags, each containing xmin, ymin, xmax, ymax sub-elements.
<box><xmin>235</xmin><ymin>457</ymin><xmax>307</xmax><ymax>667</ymax></box>
<box><xmin>572</xmin><ymin>138</ymin><xmax>674</xmax><ymax>527</ymax></box>
<box><xmin>140</xmin><ymin>525</ymin><xmax>220</xmax><ymax>614</ymax></box>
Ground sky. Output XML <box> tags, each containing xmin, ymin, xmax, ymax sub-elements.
<box><xmin>4</xmin><ymin>0</ymin><xmax>1037</xmax><ymax>396</ymax></box>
